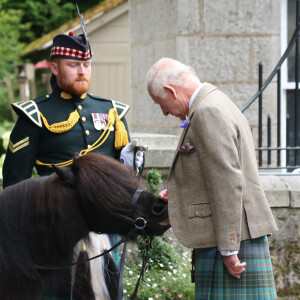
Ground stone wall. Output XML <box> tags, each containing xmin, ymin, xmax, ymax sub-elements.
<box><xmin>130</xmin><ymin>0</ymin><xmax>281</xmax><ymax>142</ymax></box>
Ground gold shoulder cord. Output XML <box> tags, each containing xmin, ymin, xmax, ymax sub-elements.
<box><xmin>36</xmin><ymin>108</ymin><xmax>128</xmax><ymax>168</ymax></box>
<box><xmin>40</xmin><ymin>109</ymin><xmax>80</xmax><ymax>133</ymax></box>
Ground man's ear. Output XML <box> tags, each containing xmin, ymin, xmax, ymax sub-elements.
<box><xmin>163</xmin><ymin>85</ymin><xmax>177</xmax><ymax>98</ymax></box>
<box><xmin>50</xmin><ymin>61</ymin><xmax>59</xmax><ymax>76</ymax></box>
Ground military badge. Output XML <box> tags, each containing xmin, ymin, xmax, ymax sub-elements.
<box><xmin>91</xmin><ymin>113</ymin><xmax>108</xmax><ymax>130</ymax></box>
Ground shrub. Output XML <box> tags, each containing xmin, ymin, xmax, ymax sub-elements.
<box><xmin>146</xmin><ymin>168</ymin><xmax>163</xmax><ymax>195</ymax></box>
<box><xmin>0</xmin><ymin>87</ymin><xmax>14</xmax><ymax>123</ymax></box>
<box><xmin>123</xmin><ymin>243</ymin><xmax>194</xmax><ymax>299</ymax></box>
<box><xmin>122</xmin><ymin>168</ymin><xmax>194</xmax><ymax>299</ymax></box>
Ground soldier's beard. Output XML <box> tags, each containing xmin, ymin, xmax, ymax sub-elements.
<box><xmin>58</xmin><ymin>76</ymin><xmax>90</xmax><ymax>95</ymax></box>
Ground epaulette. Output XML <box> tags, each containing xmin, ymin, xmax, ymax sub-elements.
<box><xmin>111</xmin><ymin>100</ymin><xmax>130</xmax><ymax>119</ymax></box>
<box><xmin>88</xmin><ymin>94</ymin><xmax>130</xmax><ymax>119</ymax></box>
<box><xmin>88</xmin><ymin>94</ymin><xmax>111</xmax><ymax>102</ymax></box>
<box><xmin>12</xmin><ymin>100</ymin><xmax>42</xmax><ymax>128</ymax></box>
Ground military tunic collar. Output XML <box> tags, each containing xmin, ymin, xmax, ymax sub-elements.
<box><xmin>60</xmin><ymin>91</ymin><xmax>86</xmax><ymax>101</ymax></box>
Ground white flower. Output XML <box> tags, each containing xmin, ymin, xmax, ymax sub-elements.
<box><xmin>172</xmin><ymin>277</ymin><xmax>177</xmax><ymax>281</ymax></box>
<box><xmin>159</xmin><ymin>263</ymin><xmax>164</xmax><ymax>267</ymax></box>
<box><xmin>173</xmin><ymin>269</ymin><xmax>177</xmax><ymax>274</ymax></box>
<box><xmin>148</xmin><ymin>298</ymin><xmax>154</xmax><ymax>300</ymax></box>
<box><xmin>169</xmin><ymin>265</ymin><xmax>173</xmax><ymax>269</ymax></box>
<box><xmin>123</xmin><ymin>289</ymin><xmax>127</xmax><ymax>293</ymax></box>
<box><xmin>168</xmin><ymin>272</ymin><xmax>172</xmax><ymax>276</ymax></box>
<box><xmin>129</xmin><ymin>270</ymin><xmax>133</xmax><ymax>275</ymax></box>
<box><xmin>183</xmin><ymin>273</ymin><xmax>187</xmax><ymax>278</ymax></box>
<box><xmin>147</xmin><ymin>278</ymin><xmax>151</xmax><ymax>281</ymax></box>
<box><xmin>152</xmin><ymin>283</ymin><xmax>157</xmax><ymax>288</ymax></box>
<box><xmin>127</xmin><ymin>282</ymin><xmax>131</xmax><ymax>285</ymax></box>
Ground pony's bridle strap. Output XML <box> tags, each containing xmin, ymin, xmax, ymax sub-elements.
<box><xmin>131</xmin><ymin>189</ymin><xmax>143</xmax><ymax>211</ymax></box>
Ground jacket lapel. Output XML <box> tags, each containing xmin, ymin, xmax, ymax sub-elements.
<box><xmin>168</xmin><ymin>84</ymin><xmax>217</xmax><ymax>177</ymax></box>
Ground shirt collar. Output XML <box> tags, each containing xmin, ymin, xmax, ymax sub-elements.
<box><xmin>188</xmin><ymin>82</ymin><xmax>207</xmax><ymax>110</ymax></box>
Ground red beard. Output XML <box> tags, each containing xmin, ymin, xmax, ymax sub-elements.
<box><xmin>58</xmin><ymin>76</ymin><xmax>90</xmax><ymax>95</ymax></box>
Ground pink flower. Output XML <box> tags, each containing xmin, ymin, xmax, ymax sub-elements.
<box><xmin>155</xmin><ymin>295</ymin><xmax>160</xmax><ymax>299</ymax></box>
<box><xmin>162</xmin><ymin>286</ymin><xmax>168</xmax><ymax>292</ymax></box>
<box><xmin>178</xmin><ymin>294</ymin><xmax>183</xmax><ymax>298</ymax></box>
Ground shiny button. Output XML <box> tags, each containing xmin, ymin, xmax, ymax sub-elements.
<box><xmin>82</xmin><ymin>117</ymin><xmax>86</xmax><ymax>122</ymax></box>
<box><xmin>85</xmin><ymin>130</ymin><xmax>90</xmax><ymax>136</ymax></box>
<box><xmin>78</xmin><ymin>105</ymin><xmax>83</xmax><ymax>110</ymax></box>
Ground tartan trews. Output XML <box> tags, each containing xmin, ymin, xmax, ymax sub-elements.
<box><xmin>195</xmin><ymin>236</ymin><xmax>277</xmax><ymax>299</ymax></box>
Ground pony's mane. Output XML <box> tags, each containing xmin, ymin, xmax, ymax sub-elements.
<box><xmin>73</xmin><ymin>153</ymin><xmax>140</xmax><ymax>212</ymax></box>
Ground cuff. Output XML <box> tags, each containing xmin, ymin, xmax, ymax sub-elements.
<box><xmin>220</xmin><ymin>250</ymin><xmax>239</xmax><ymax>256</ymax></box>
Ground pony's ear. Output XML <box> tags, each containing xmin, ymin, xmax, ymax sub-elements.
<box><xmin>51</xmin><ymin>164</ymin><xmax>76</xmax><ymax>186</ymax></box>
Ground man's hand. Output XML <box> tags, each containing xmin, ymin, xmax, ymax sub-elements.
<box><xmin>120</xmin><ymin>139</ymin><xmax>139</xmax><ymax>169</ymax></box>
<box><xmin>222</xmin><ymin>254</ymin><xmax>246</xmax><ymax>279</ymax></box>
<box><xmin>120</xmin><ymin>139</ymin><xmax>147</xmax><ymax>175</ymax></box>
<box><xmin>159</xmin><ymin>189</ymin><xmax>168</xmax><ymax>202</ymax></box>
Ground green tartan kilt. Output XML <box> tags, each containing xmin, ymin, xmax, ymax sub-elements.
<box><xmin>195</xmin><ymin>236</ymin><xmax>277</xmax><ymax>299</ymax></box>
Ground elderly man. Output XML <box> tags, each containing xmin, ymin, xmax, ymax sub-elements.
<box><xmin>146</xmin><ymin>57</ymin><xmax>278</xmax><ymax>299</ymax></box>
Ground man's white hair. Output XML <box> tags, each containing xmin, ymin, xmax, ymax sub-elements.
<box><xmin>146</xmin><ymin>57</ymin><xmax>200</xmax><ymax>98</ymax></box>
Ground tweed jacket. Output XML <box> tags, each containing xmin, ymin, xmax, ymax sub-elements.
<box><xmin>168</xmin><ymin>84</ymin><xmax>278</xmax><ymax>251</ymax></box>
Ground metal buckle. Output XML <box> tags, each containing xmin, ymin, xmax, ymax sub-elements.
<box><xmin>135</xmin><ymin>217</ymin><xmax>147</xmax><ymax>230</ymax></box>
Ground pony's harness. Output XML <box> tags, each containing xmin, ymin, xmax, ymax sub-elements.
<box><xmin>37</xmin><ymin>188</ymin><xmax>153</xmax><ymax>300</ymax></box>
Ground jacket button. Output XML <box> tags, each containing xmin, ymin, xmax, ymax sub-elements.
<box><xmin>78</xmin><ymin>105</ymin><xmax>83</xmax><ymax>110</ymax></box>
<box><xmin>82</xmin><ymin>117</ymin><xmax>86</xmax><ymax>122</ymax></box>
<box><xmin>85</xmin><ymin>130</ymin><xmax>90</xmax><ymax>136</ymax></box>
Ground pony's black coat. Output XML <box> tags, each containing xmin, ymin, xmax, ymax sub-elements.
<box><xmin>0</xmin><ymin>153</ymin><xmax>169</xmax><ymax>300</ymax></box>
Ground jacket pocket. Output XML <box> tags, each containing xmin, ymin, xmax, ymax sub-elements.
<box><xmin>187</xmin><ymin>203</ymin><xmax>212</xmax><ymax>218</ymax></box>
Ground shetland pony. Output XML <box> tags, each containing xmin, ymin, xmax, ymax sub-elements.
<box><xmin>0</xmin><ymin>153</ymin><xmax>169</xmax><ymax>300</ymax></box>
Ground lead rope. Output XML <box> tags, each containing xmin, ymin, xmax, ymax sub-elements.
<box><xmin>130</xmin><ymin>236</ymin><xmax>153</xmax><ymax>300</ymax></box>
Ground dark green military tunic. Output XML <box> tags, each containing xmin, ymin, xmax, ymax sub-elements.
<box><xmin>3</xmin><ymin>85</ymin><xmax>130</xmax><ymax>187</ymax></box>
<box><xmin>2</xmin><ymin>85</ymin><xmax>130</xmax><ymax>299</ymax></box>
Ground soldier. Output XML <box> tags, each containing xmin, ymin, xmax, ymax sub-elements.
<box><xmin>2</xmin><ymin>13</ymin><xmax>141</xmax><ymax>300</ymax></box>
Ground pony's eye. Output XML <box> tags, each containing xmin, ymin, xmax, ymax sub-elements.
<box><xmin>151</xmin><ymin>201</ymin><xmax>167</xmax><ymax>216</ymax></box>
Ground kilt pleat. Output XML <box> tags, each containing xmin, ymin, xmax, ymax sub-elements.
<box><xmin>195</xmin><ymin>236</ymin><xmax>277</xmax><ymax>299</ymax></box>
